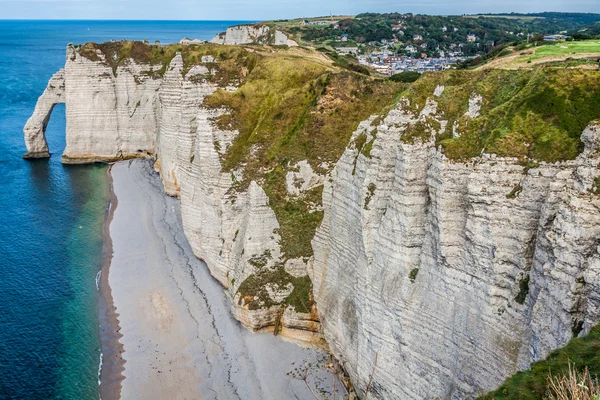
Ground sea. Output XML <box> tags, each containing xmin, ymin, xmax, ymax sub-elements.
<box><xmin>0</xmin><ymin>20</ymin><xmax>247</xmax><ymax>399</ymax></box>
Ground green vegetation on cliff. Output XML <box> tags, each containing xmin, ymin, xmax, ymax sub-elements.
<box><xmin>237</xmin><ymin>261</ymin><xmax>315</xmax><ymax>313</ymax></box>
<box><xmin>401</xmin><ymin>68</ymin><xmax>600</xmax><ymax>162</ymax></box>
<box><xmin>78</xmin><ymin>41</ymin><xmax>256</xmax><ymax>86</ymax></box>
<box><xmin>204</xmin><ymin>47</ymin><xmax>406</xmax><ymax>260</ymax></box>
<box><xmin>480</xmin><ymin>324</ymin><xmax>600</xmax><ymax>399</ymax></box>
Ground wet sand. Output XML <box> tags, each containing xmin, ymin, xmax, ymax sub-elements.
<box><xmin>100</xmin><ymin>159</ymin><xmax>341</xmax><ymax>400</ymax></box>
<box><xmin>98</xmin><ymin>164</ymin><xmax>125</xmax><ymax>400</ymax></box>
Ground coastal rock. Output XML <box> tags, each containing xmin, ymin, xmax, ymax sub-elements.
<box><xmin>23</xmin><ymin>69</ymin><xmax>65</xmax><ymax>158</ymax></box>
<box><xmin>23</xmin><ymin>43</ymin><xmax>320</xmax><ymax>342</ymax></box>
<box><xmin>210</xmin><ymin>24</ymin><xmax>270</xmax><ymax>45</ymax></box>
<box><xmin>311</xmin><ymin>99</ymin><xmax>600</xmax><ymax>398</ymax></box>
<box><xmin>285</xmin><ymin>160</ymin><xmax>325</xmax><ymax>195</ymax></box>
<box><xmin>274</xmin><ymin>30</ymin><xmax>299</xmax><ymax>46</ymax></box>
<box><xmin>61</xmin><ymin>44</ymin><xmax>161</xmax><ymax>163</ymax></box>
<box><xmin>210</xmin><ymin>25</ymin><xmax>297</xmax><ymax>46</ymax></box>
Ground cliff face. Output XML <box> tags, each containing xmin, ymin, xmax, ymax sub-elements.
<box><xmin>25</xmin><ymin>42</ymin><xmax>600</xmax><ymax>399</ymax></box>
<box><xmin>210</xmin><ymin>24</ymin><xmax>298</xmax><ymax>46</ymax></box>
<box><xmin>311</xmin><ymin>99</ymin><xmax>600</xmax><ymax>398</ymax></box>
<box><xmin>24</xmin><ymin>42</ymin><xmax>321</xmax><ymax>342</ymax></box>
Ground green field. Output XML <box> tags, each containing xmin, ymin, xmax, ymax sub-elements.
<box><xmin>532</xmin><ymin>40</ymin><xmax>600</xmax><ymax>58</ymax></box>
<box><xmin>478</xmin><ymin>39</ymin><xmax>600</xmax><ymax>69</ymax></box>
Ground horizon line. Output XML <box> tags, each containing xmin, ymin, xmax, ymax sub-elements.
<box><xmin>2</xmin><ymin>11</ymin><xmax>599</xmax><ymax>22</ymax></box>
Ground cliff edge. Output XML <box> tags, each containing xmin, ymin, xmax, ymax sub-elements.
<box><xmin>24</xmin><ymin>40</ymin><xmax>600</xmax><ymax>399</ymax></box>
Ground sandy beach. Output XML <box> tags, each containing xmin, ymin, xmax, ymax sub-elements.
<box><xmin>99</xmin><ymin>159</ymin><xmax>340</xmax><ymax>400</ymax></box>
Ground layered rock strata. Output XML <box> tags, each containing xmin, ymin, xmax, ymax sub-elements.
<box><xmin>310</xmin><ymin>100</ymin><xmax>600</xmax><ymax>398</ymax></box>
<box><xmin>24</xmin><ymin>43</ymin><xmax>600</xmax><ymax>399</ymax></box>
<box><xmin>210</xmin><ymin>24</ymin><xmax>298</xmax><ymax>46</ymax></box>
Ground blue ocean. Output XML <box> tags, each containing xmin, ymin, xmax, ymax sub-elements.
<box><xmin>0</xmin><ymin>20</ymin><xmax>247</xmax><ymax>399</ymax></box>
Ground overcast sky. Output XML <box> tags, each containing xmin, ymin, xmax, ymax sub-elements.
<box><xmin>0</xmin><ymin>0</ymin><xmax>598</xmax><ymax>20</ymax></box>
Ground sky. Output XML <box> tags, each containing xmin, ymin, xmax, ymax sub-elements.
<box><xmin>0</xmin><ymin>0</ymin><xmax>598</xmax><ymax>20</ymax></box>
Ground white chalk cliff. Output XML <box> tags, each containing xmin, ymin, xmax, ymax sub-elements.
<box><xmin>210</xmin><ymin>24</ymin><xmax>298</xmax><ymax>46</ymax></box>
<box><xmin>311</xmin><ymin>101</ymin><xmax>600</xmax><ymax>398</ymax></box>
<box><xmin>24</xmin><ymin>44</ymin><xmax>600</xmax><ymax>399</ymax></box>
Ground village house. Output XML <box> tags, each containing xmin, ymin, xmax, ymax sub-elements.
<box><xmin>466</xmin><ymin>34</ymin><xmax>477</xmax><ymax>42</ymax></box>
<box><xmin>413</xmin><ymin>34</ymin><xmax>423</xmax><ymax>41</ymax></box>
<box><xmin>373</xmin><ymin>64</ymin><xmax>392</xmax><ymax>75</ymax></box>
<box><xmin>384</xmin><ymin>56</ymin><xmax>404</xmax><ymax>63</ymax></box>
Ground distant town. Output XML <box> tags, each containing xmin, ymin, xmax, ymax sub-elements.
<box><xmin>286</xmin><ymin>12</ymin><xmax>600</xmax><ymax>75</ymax></box>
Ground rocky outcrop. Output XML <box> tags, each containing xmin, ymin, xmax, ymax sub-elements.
<box><xmin>210</xmin><ymin>24</ymin><xmax>270</xmax><ymax>45</ymax></box>
<box><xmin>210</xmin><ymin>24</ymin><xmax>297</xmax><ymax>46</ymax></box>
<box><xmin>274</xmin><ymin>30</ymin><xmax>299</xmax><ymax>47</ymax></box>
<box><xmin>23</xmin><ymin>69</ymin><xmax>65</xmax><ymax>158</ymax></box>
<box><xmin>310</xmin><ymin>98</ymin><xmax>600</xmax><ymax>398</ymax></box>
<box><xmin>24</xmin><ymin>44</ymin><xmax>163</xmax><ymax>162</ymax></box>
<box><xmin>25</xmin><ymin>42</ymin><xmax>600</xmax><ymax>399</ymax></box>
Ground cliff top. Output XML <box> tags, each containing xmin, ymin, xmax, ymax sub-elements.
<box><xmin>72</xmin><ymin>40</ymin><xmax>600</xmax><ymax>265</ymax></box>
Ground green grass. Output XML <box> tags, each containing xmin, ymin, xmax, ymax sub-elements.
<box><xmin>364</xmin><ymin>183</ymin><xmax>376</xmax><ymax>210</ymax></box>
<box><xmin>77</xmin><ymin>41</ymin><xmax>255</xmax><ymax>85</ymax></box>
<box><xmin>204</xmin><ymin>50</ymin><xmax>406</xmax><ymax>261</ymax></box>
<box><xmin>402</xmin><ymin>68</ymin><xmax>600</xmax><ymax>162</ymax></box>
<box><xmin>409</xmin><ymin>268</ymin><xmax>419</xmax><ymax>282</ymax></box>
<box><xmin>528</xmin><ymin>40</ymin><xmax>600</xmax><ymax>61</ymax></box>
<box><xmin>479</xmin><ymin>324</ymin><xmax>600</xmax><ymax>400</ymax></box>
<box><xmin>593</xmin><ymin>177</ymin><xmax>600</xmax><ymax>194</ymax></box>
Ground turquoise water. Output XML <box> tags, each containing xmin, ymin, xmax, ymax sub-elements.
<box><xmin>0</xmin><ymin>20</ymin><xmax>247</xmax><ymax>399</ymax></box>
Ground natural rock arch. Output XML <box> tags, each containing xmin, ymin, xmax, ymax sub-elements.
<box><xmin>23</xmin><ymin>69</ymin><xmax>65</xmax><ymax>159</ymax></box>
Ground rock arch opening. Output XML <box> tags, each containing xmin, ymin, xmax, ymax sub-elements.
<box><xmin>23</xmin><ymin>69</ymin><xmax>65</xmax><ymax>159</ymax></box>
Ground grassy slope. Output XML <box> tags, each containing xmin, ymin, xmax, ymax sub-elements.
<box><xmin>478</xmin><ymin>39</ymin><xmax>600</xmax><ymax>69</ymax></box>
<box><xmin>204</xmin><ymin>48</ymin><xmax>406</xmax><ymax>261</ymax></box>
<box><xmin>480</xmin><ymin>325</ymin><xmax>600</xmax><ymax>399</ymax></box>
<box><xmin>204</xmin><ymin>47</ymin><xmax>406</xmax><ymax>312</ymax></box>
<box><xmin>402</xmin><ymin>68</ymin><xmax>600</xmax><ymax>162</ymax></box>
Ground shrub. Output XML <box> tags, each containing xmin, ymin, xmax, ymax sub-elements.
<box><xmin>390</xmin><ymin>71</ymin><xmax>421</xmax><ymax>83</ymax></box>
<box><xmin>409</xmin><ymin>268</ymin><xmax>419</xmax><ymax>282</ymax></box>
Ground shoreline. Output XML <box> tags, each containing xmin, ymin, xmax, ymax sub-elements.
<box><xmin>98</xmin><ymin>164</ymin><xmax>125</xmax><ymax>400</ymax></box>
<box><xmin>99</xmin><ymin>159</ymin><xmax>341</xmax><ymax>399</ymax></box>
